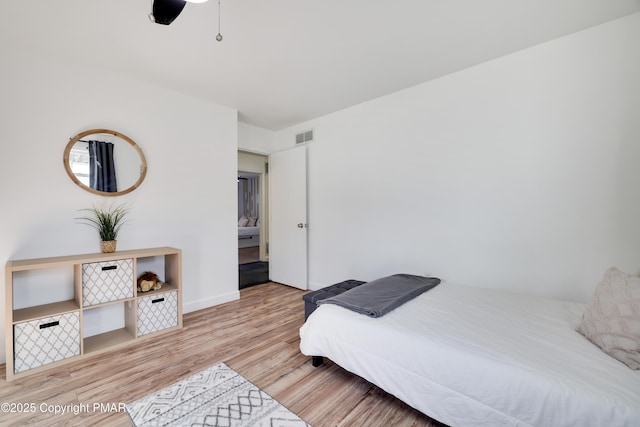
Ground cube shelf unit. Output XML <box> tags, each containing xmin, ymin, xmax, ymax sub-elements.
<box><xmin>5</xmin><ymin>247</ymin><xmax>182</xmax><ymax>381</ymax></box>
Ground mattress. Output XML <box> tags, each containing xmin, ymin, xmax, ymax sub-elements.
<box><xmin>299</xmin><ymin>282</ymin><xmax>640</xmax><ymax>427</ymax></box>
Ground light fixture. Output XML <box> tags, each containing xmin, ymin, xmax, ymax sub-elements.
<box><xmin>149</xmin><ymin>0</ymin><xmax>208</xmax><ymax>26</ymax></box>
<box><xmin>149</xmin><ymin>0</ymin><xmax>224</xmax><ymax>43</ymax></box>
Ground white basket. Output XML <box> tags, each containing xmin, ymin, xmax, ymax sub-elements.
<box><xmin>14</xmin><ymin>312</ymin><xmax>81</xmax><ymax>373</ymax></box>
<box><xmin>82</xmin><ymin>259</ymin><xmax>134</xmax><ymax>306</ymax></box>
<box><xmin>137</xmin><ymin>291</ymin><xmax>178</xmax><ymax>336</ymax></box>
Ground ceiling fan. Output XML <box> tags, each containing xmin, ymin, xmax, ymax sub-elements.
<box><xmin>149</xmin><ymin>0</ymin><xmax>223</xmax><ymax>41</ymax></box>
<box><xmin>149</xmin><ymin>0</ymin><xmax>208</xmax><ymax>25</ymax></box>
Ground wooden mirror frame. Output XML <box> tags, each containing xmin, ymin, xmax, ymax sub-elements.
<box><xmin>63</xmin><ymin>129</ymin><xmax>148</xmax><ymax>196</ymax></box>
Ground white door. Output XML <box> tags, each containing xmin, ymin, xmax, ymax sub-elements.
<box><xmin>269</xmin><ymin>146</ymin><xmax>307</xmax><ymax>290</ymax></box>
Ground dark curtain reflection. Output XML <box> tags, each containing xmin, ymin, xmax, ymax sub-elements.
<box><xmin>88</xmin><ymin>141</ymin><xmax>118</xmax><ymax>192</ymax></box>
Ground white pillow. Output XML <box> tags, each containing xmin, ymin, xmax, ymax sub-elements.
<box><xmin>238</xmin><ymin>216</ymin><xmax>249</xmax><ymax>227</ymax></box>
<box><xmin>576</xmin><ymin>267</ymin><xmax>640</xmax><ymax>369</ymax></box>
<box><xmin>247</xmin><ymin>217</ymin><xmax>258</xmax><ymax>227</ymax></box>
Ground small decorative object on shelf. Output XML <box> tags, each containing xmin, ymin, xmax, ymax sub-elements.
<box><xmin>76</xmin><ymin>203</ymin><xmax>130</xmax><ymax>253</ymax></box>
<box><xmin>137</xmin><ymin>271</ymin><xmax>164</xmax><ymax>292</ymax></box>
<box><xmin>101</xmin><ymin>240</ymin><xmax>117</xmax><ymax>253</ymax></box>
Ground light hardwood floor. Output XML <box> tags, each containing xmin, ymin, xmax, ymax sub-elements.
<box><xmin>0</xmin><ymin>282</ymin><xmax>444</xmax><ymax>426</ymax></box>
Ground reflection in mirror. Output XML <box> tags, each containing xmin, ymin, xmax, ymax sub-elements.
<box><xmin>64</xmin><ymin>129</ymin><xmax>147</xmax><ymax>196</ymax></box>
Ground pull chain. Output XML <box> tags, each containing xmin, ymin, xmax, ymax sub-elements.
<box><xmin>216</xmin><ymin>0</ymin><xmax>223</xmax><ymax>41</ymax></box>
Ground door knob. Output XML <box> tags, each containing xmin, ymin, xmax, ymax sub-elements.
<box><xmin>297</xmin><ymin>223</ymin><xmax>305</xmax><ymax>228</ymax></box>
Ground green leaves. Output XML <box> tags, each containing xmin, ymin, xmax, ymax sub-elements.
<box><xmin>76</xmin><ymin>204</ymin><xmax>130</xmax><ymax>241</ymax></box>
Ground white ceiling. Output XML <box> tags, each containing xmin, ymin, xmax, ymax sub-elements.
<box><xmin>2</xmin><ymin>1</ymin><xmax>639</xmax><ymax>130</ymax></box>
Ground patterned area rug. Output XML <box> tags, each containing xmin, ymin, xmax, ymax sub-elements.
<box><xmin>126</xmin><ymin>362</ymin><xmax>311</xmax><ymax>427</ymax></box>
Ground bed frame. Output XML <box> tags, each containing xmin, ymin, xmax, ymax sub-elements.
<box><xmin>302</xmin><ymin>280</ymin><xmax>366</xmax><ymax>367</ymax></box>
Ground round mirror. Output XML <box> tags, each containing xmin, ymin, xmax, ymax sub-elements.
<box><xmin>63</xmin><ymin>129</ymin><xmax>147</xmax><ymax>196</ymax></box>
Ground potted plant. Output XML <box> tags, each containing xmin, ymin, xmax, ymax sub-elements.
<box><xmin>76</xmin><ymin>204</ymin><xmax>130</xmax><ymax>253</ymax></box>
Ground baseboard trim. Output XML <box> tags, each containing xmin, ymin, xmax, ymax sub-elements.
<box><xmin>183</xmin><ymin>291</ymin><xmax>240</xmax><ymax>314</ymax></box>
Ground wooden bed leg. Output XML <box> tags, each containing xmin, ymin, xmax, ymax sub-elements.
<box><xmin>312</xmin><ymin>356</ymin><xmax>324</xmax><ymax>367</ymax></box>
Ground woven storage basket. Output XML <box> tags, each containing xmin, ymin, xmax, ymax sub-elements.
<box><xmin>100</xmin><ymin>240</ymin><xmax>117</xmax><ymax>253</ymax></box>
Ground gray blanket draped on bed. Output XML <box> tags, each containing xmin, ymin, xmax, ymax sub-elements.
<box><xmin>317</xmin><ymin>274</ymin><xmax>441</xmax><ymax>317</ymax></box>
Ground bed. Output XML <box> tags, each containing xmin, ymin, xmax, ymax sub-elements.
<box><xmin>238</xmin><ymin>225</ymin><xmax>260</xmax><ymax>248</ymax></box>
<box><xmin>299</xmin><ymin>276</ymin><xmax>640</xmax><ymax>426</ymax></box>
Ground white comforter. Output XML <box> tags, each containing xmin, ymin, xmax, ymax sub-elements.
<box><xmin>299</xmin><ymin>282</ymin><xmax>640</xmax><ymax>427</ymax></box>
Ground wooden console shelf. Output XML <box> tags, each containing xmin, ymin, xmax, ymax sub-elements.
<box><xmin>5</xmin><ymin>247</ymin><xmax>182</xmax><ymax>381</ymax></box>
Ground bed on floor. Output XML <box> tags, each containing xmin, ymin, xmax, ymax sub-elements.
<box><xmin>299</xmin><ymin>271</ymin><xmax>640</xmax><ymax>427</ymax></box>
<box><xmin>238</xmin><ymin>225</ymin><xmax>260</xmax><ymax>248</ymax></box>
<box><xmin>238</xmin><ymin>215</ymin><xmax>260</xmax><ymax>248</ymax></box>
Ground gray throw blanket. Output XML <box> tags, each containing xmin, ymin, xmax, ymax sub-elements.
<box><xmin>317</xmin><ymin>274</ymin><xmax>441</xmax><ymax>317</ymax></box>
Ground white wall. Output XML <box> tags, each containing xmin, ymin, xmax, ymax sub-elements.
<box><xmin>238</xmin><ymin>122</ymin><xmax>276</xmax><ymax>154</ymax></box>
<box><xmin>274</xmin><ymin>13</ymin><xmax>640</xmax><ymax>302</ymax></box>
<box><xmin>0</xmin><ymin>48</ymin><xmax>240</xmax><ymax>364</ymax></box>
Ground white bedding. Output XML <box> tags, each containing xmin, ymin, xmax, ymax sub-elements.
<box><xmin>299</xmin><ymin>282</ymin><xmax>640</xmax><ymax>427</ymax></box>
<box><xmin>238</xmin><ymin>226</ymin><xmax>259</xmax><ymax>237</ymax></box>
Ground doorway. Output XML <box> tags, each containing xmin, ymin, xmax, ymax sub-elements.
<box><xmin>238</xmin><ymin>151</ymin><xmax>269</xmax><ymax>289</ymax></box>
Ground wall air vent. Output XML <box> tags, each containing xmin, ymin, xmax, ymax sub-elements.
<box><xmin>295</xmin><ymin>129</ymin><xmax>314</xmax><ymax>145</ymax></box>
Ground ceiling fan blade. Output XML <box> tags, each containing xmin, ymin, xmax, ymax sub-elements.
<box><xmin>150</xmin><ymin>0</ymin><xmax>187</xmax><ymax>25</ymax></box>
